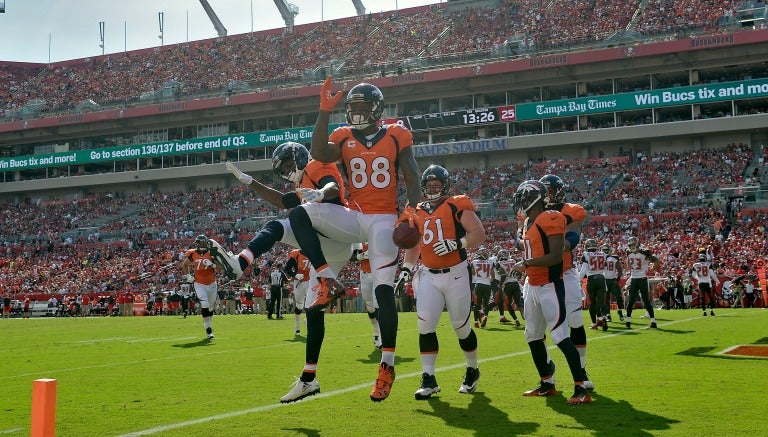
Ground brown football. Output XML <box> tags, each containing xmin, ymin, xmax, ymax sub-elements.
<box><xmin>392</xmin><ymin>221</ymin><xmax>421</xmax><ymax>249</ymax></box>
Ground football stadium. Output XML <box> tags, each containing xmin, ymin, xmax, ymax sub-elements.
<box><xmin>2</xmin><ymin>0</ymin><xmax>767</xmax><ymax>435</ymax></box>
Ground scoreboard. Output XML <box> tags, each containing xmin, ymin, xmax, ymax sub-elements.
<box><xmin>384</xmin><ymin>105</ymin><xmax>517</xmax><ymax>131</ymax></box>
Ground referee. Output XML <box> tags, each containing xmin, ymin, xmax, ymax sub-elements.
<box><xmin>269</xmin><ymin>263</ymin><xmax>287</xmax><ymax>319</ymax></box>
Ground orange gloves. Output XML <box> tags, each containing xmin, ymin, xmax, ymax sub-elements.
<box><xmin>319</xmin><ymin>76</ymin><xmax>344</xmax><ymax>112</ymax></box>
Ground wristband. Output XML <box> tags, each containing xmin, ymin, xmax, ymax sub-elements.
<box><xmin>456</xmin><ymin>237</ymin><xmax>467</xmax><ymax>249</ymax></box>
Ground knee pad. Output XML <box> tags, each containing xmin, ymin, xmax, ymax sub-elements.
<box><xmin>201</xmin><ymin>308</ymin><xmax>213</xmax><ymax>318</ymax></box>
<box><xmin>570</xmin><ymin>325</ymin><xmax>586</xmax><ymax>347</ymax></box>
<box><xmin>458</xmin><ymin>329</ymin><xmax>477</xmax><ymax>352</ymax></box>
<box><xmin>419</xmin><ymin>332</ymin><xmax>438</xmax><ymax>353</ymax></box>
<box><xmin>294</xmin><ymin>307</ymin><xmax>303</xmax><ymax>315</ymax></box>
<box><xmin>367</xmin><ymin>308</ymin><xmax>378</xmax><ymax>320</ymax></box>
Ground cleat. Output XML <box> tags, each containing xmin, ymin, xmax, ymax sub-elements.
<box><xmin>295</xmin><ymin>330</ymin><xmax>301</xmax><ymax>336</ymax></box>
<box><xmin>590</xmin><ymin>323</ymin><xmax>598</xmax><ymax>330</ymax></box>
<box><xmin>207</xmin><ymin>239</ymin><xmax>243</xmax><ymax>279</ymax></box>
<box><xmin>474</xmin><ymin>321</ymin><xmax>480</xmax><ymax>329</ymax></box>
<box><xmin>523</xmin><ymin>381</ymin><xmax>557</xmax><ymax>397</ymax></box>
<box><xmin>371</xmin><ymin>363</ymin><xmax>395</xmax><ymax>402</ymax></box>
<box><xmin>308</xmin><ymin>277</ymin><xmax>346</xmax><ymax>310</ymax></box>
<box><xmin>207</xmin><ymin>333</ymin><xmax>214</xmax><ymax>340</ymax></box>
<box><xmin>480</xmin><ymin>316</ymin><xmax>488</xmax><ymax>328</ymax></box>
<box><xmin>280</xmin><ymin>378</ymin><xmax>320</xmax><ymax>403</ymax></box>
<box><xmin>499</xmin><ymin>317</ymin><xmax>512</xmax><ymax>323</ymax></box>
<box><xmin>515</xmin><ymin>319</ymin><xmax>521</xmax><ymax>327</ymax></box>
<box><xmin>625</xmin><ymin>322</ymin><xmax>631</xmax><ymax>329</ymax></box>
<box><xmin>703</xmin><ymin>311</ymin><xmax>707</xmax><ymax>317</ymax></box>
<box><xmin>606</xmin><ymin>314</ymin><xmax>612</xmax><ymax>322</ymax></box>
<box><xmin>650</xmin><ymin>322</ymin><xmax>658</xmax><ymax>328</ymax></box>
<box><xmin>373</xmin><ymin>335</ymin><xmax>382</xmax><ymax>349</ymax></box>
<box><xmin>601</xmin><ymin>319</ymin><xmax>608</xmax><ymax>331</ymax></box>
<box><xmin>710</xmin><ymin>310</ymin><xmax>715</xmax><ymax>316</ymax></box>
<box><xmin>414</xmin><ymin>373</ymin><xmax>441</xmax><ymax>400</ymax></box>
<box><xmin>567</xmin><ymin>385</ymin><xmax>592</xmax><ymax>405</ymax></box>
<box><xmin>459</xmin><ymin>367</ymin><xmax>480</xmax><ymax>394</ymax></box>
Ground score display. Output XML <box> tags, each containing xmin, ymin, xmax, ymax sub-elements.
<box><xmin>402</xmin><ymin>106</ymin><xmax>511</xmax><ymax>131</ymax></box>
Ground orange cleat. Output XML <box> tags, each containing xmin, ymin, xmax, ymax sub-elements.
<box><xmin>370</xmin><ymin>362</ymin><xmax>395</xmax><ymax>402</ymax></box>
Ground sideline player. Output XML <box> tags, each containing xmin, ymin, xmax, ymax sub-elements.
<box><xmin>287</xmin><ymin>76</ymin><xmax>421</xmax><ymax>402</ymax></box>
<box><xmin>602</xmin><ymin>243</ymin><xmax>624</xmax><ymax>322</ymax></box>
<box><xmin>181</xmin><ymin>235</ymin><xmax>221</xmax><ymax>340</ymax></box>
<box><xmin>399</xmin><ymin>165</ymin><xmax>486</xmax><ymax>399</ymax></box>
<box><xmin>285</xmin><ymin>248</ymin><xmax>311</xmax><ymax>335</ymax></box>
<box><xmin>512</xmin><ymin>180</ymin><xmax>591</xmax><ymax>405</ymax></box>
<box><xmin>353</xmin><ymin>242</ymin><xmax>382</xmax><ymax>348</ymax></box>
<box><xmin>625</xmin><ymin>237</ymin><xmax>662</xmax><ymax>328</ymax></box>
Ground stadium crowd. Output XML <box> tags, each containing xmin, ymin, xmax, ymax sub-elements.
<box><xmin>2</xmin><ymin>141</ymin><xmax>766</xmax><ymax>313</ymax></box>
<box><xmin>0</xmin><ymin>0</ymin><xmax>742</xmax><ymax>117</ymax></box>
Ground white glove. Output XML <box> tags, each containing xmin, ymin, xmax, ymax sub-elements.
<box><xmin>183</xmin><ymin>274</ymin><xmax>194</xmax><ymax>283</ymax></box>
<box><xmin>295</xmin><ymin>273</ymin><xmax>305</xmax><ymax>281</ymax></box>
<box><xmin>395</xmin><ymin>264</ymin><xmax>413</xmax><ymax>294</ymax></box>
<box><xmin>226</xmin><ymin>162</ymin><xmax>253</xmax><ymax>185</ymax></box>
<box><xmin>297</xmin><ymin>187</ymin><xmax>324</xmax><ymax>203</ymax></box>
<box><xmin>433</xmin><ymin>239</ymin><xmax>459</xmax><ymax>256</ymax></box>
<box><xmin>202</xmin><ymin>259</ymin><xmax>214</xmax><ymax>267</ymax></box>
<box><xmin>397</xmin><ymin>268</ymin><xmax>412</xmax><ymax>283</ymax></box>
<box><xmin>356</xmin><ymin>251</ymin><xmax>369</xmax><ymax>261</ymax></box>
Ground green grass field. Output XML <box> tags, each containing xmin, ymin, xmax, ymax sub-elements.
<box><xmin>1</xmin><ymin>308</ymin><xmax>766</xmax><ymax>436</ymax></box>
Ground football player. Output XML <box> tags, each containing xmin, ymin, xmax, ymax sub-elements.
<box><xmin>691</xmin><ymin>252</ymin><xmax>719</xmax><ymax>316</ymax></box>
<box><xmin>471</xmin><ymin>247</ymin><xmax>494</xmax><ymax>328</ymax></box>
<box><xmin>352</xmin><ymin>242</ymin><xmax>382</xmax><ymax>349</ymax></box>
<box><xmin>180</xmin><ymin>235</ymin><xmax>221</xmax><ymax>340</ymax></box>
<box><xmin>224</xmin><ymin>141</ymin><xmax>354</xmax><ymax>404</ymax></box>
<box><xmin>601</xmin><ymin>243</ymin><xmax>624</xmax><ymax>321</ymax></box>
<box><xmin>284</xmin><ymin>249</ymin><xmax>310</xmax><ymax>336</ymax></box>
<box><xmin>512</xmin><ymin>180</ymin><xmax>591</xmax><ymax>405</ymax></box>
<box><xmin>287</xmin><ymin>76</ymin><xmax>421</xmax><ymax>402</ymax></box>
<box><xmin>539</xmin><ymin>174</ymin><xmax>592</xmax><ymax>389</ymax></box>
<box><xmin>493</xmin><ymin>249</ymin><xmax>523</xmax><ymax>326</ymax></box>
<box><xmin>579</xmin><ymin>239</ymin><xmax>608</xmax><ymax>331</ymax></box>
<box><xmin>398</xmin><ymin>165</ymin><xmax>486</xmax><ymax>399</ymax></box>
<box><xmin>625</xmin><ymin>236</ymin><xmax>662</xmax><ymax>328</ymax></box>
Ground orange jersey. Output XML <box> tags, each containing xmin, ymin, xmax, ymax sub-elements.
<box><xmin>288</xmin><ymin>249</ymin><xmax>311</xmax><ymax>281</ymax></box>
<box><xmin>521</xmin><ymin>210</ymin><xmax>566</xmax><ymax>286</ymax></box>
<box><xmin>184</xmin><ymin>249</ymin><xmax>217</xmax><ymax>285</ymax></box>
<box><xmin>300</xmin><ymin>160</ymin><xmax>346</xmax><ymax>206</ymax></box>
<box><xmin>360</xmin><ymin>242</ymin><xmax>371</xmax><ymax>273</ymax></box>
<box><xmin>330</xmin><ymin>123</ymin><xmax>414</xmax><ymax>214</ymax></box>
<box><xmin>556</xmin><ymin>202</ymin><xmax>587</xmax><ymax>270</ymax></box>
<box><xmin>415</xmin><ymin>195</ymin><xmax>475</xmax><ymax>269</ymax></box>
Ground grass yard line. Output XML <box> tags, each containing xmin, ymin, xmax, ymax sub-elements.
<box><xmin>0</xmin><ymin>428</ymin><xmax>23</xmax><ymax>435</ymax></box>
<box><xmin>117</xmin><ymin>311</ymin><xmax>725</xmax><ymax>436</ymax></box>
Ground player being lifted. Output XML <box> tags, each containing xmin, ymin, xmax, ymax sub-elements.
<box><xmin>287</xmin><ymin>77</ymin><xmax>421</xmax><ymax>402</ymax></box>
<box><xmin>398</xmin><ymin>165</ymin><xmax>486</xmax><ymax>400</ymax></box>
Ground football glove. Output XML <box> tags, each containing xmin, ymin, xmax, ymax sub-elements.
<box><xmin>319</xmin><ymin>76</ymin><xmax>344</xmax><ymax>111</ymax></box>
<box><xmin>226</xmin><ymin>162</ymin><xmax>253</xmax><ymax>185</ymax></box>
<box><xmin>296</xmin><ymin>187</ymin><xmax>324</xmax><ymax>203</ymax></box>
<box><xmin>295</xmin><ymin>273</ymin><xmax>305</xmax><ymax>281</ymax></box>
<box><xmin>356</xmin><ymin>251</ymin><xmax>369</xmax><ymax>261</ymax></box>
<box><xmin>433</xmin><ymin>239</ymin><xmax>459</xmax><ymax>256</ymax></box>
<box><xmin>395</xmin><ymin>263</ymin><xmax>413</xmax><ymax>295</ymax></box>
<box><xmin>202</xmin><ymin>259</ymin><xmax>214</xmax><ymax>267</ymax></box>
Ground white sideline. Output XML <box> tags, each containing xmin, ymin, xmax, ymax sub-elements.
<box><xmin>117</xmin><ymin>313</ymin><xmax>715</xmax><ymax>436</ymax></box>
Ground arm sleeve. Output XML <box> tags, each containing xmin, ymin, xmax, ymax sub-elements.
<box><xmin>282</xmin><ymin>192</ymin><xmax>301</xmax><ymax>209</ymax></box>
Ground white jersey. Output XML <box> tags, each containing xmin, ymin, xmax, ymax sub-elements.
<box><xmin>580</xmin><ymin>250</ymin><xmax>606</xmax><ymax>277</ymax></box>
<box><xmin>472</xmin><ymin>259</ymin><xmax>494</xmax><ymax>285</ymax></box>
<box><xmin>603</xmin><ymin>254</ymin><xmax>621</xmax><ymax>280</ymax></box>
<box><xmin>494</xmin><ymin>259</ymin><xmax>518</xmax><ymax>285</ymax></box>
<box><xmin>691</xmin><ymin>261</ymin><xmax>717</xmax><ymax>285</ymax></box>
<box><xmin>627</xmin><ymin>250</ymin><xmax>655</xmax><ymax>279</ymax></box>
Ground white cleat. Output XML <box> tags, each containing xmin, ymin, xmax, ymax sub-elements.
<box><xmin>280</xmin><ymin>379</ymin><xmax>320</xmax><ymax>403</ymax></box>
<box><xmin>207</xmin><ymin>239</ymin><xmax>243</xmax><ymax>279</ymax></box>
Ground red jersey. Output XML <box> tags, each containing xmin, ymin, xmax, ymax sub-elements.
<box><xmin>288</xmin><ymin>249</ymin><xmax>311</xmax><ymax>282</ymax></box>
<box><xmin>184</xmin><ymin>249</ymin><xmax>216</xmax><ymax>285</ymax></box>
<box><xmin>415</xmin><ymin>195</ymin><xmax>475</xmax><ymax>269</ymax></box>
<box><xmin>329</xmin><ymin>123</ymin><xmax>413</xmax><ymax>214</ymax></box>
<box><xmin>521</xmin><ymin>210</ymin><xmax>566</xmax><ymax>286</ymax></box>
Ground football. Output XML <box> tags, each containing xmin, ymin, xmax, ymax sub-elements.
<box><xmin>392</xmin><ymin>221</ymin><xmax>421</xmax><ymax>249</ymax></box>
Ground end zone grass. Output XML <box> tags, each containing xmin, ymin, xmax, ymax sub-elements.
<box><xmin>1</xmin><ymin>309</ymin><xmax>765</xmax><ymax>436</ymax></box>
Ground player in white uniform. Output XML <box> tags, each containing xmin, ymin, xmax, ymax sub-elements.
<box><xmin>691</xmin><ymin>252</ymin><xmax>719</xmax><ymax>316</ymax></box>
<box><xmin>601</xmin><ymin>243</ymin><xmax>624</xmax><ymax>322</ymax></box>
<box><xmin>625</xmin><ymin>237</ymin><xmax>662</xmax><ymax>329</ymax></box>
<box><xmin>493</xmin><ymin>249</ymin><xmax>523</xmax><ymax>326</ymax></box>
<box><xmin>471</xmin><ymin>248</ymin><xmax>494</xmax><ymax>328</ymax></box>
<box><xmin>578</xmin><ymin>239</ymin><xmax>608</xmax><ymax>331</ymax></box>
